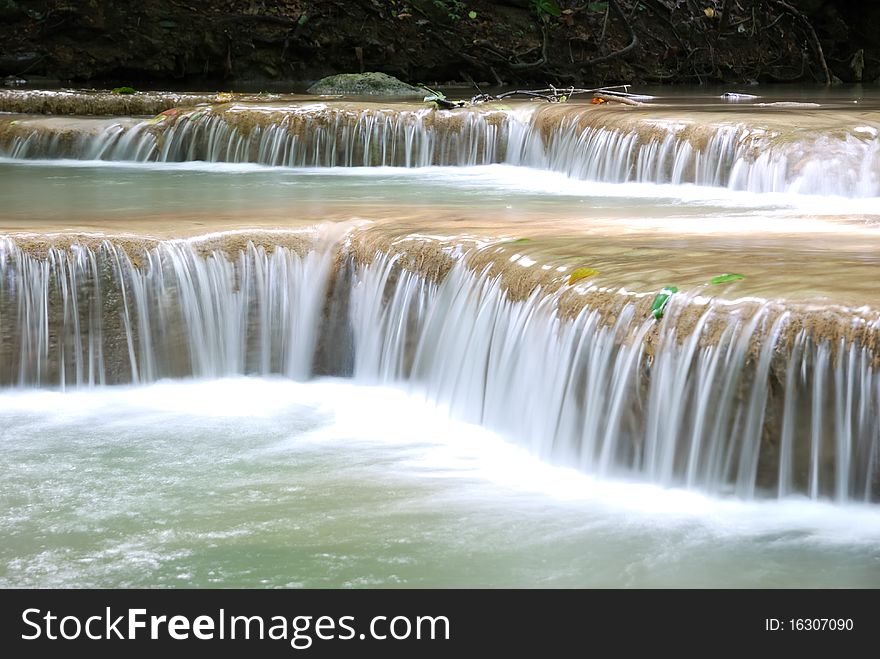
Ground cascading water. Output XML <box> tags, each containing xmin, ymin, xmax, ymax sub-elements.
<box><xmin>347</xmin><ymin>249</ymin><xmax>880</xmax><ymax>502</ymax></box>
<box><xmin>3</xmin><ymin>100</ymin><xmax>879</xmax><ymax>196</ymax></box>
<box><xmin>0</xmin><ymin>237</ymin><xmax>332</xmax><ymax>387</ymax></box>
<box><xmin>4</xmin><ymin>85</ymin><xmax>880</xmax><ymax>589</ymax></box>
<box><xmin>3</xmin><ymin>232</ymin><xmax>875</xmax><ymax>502</ymax></box>
<box><xmin>506</xmin><ymin>105</ymin><xmax>880</xmax><ymax>196</ymax></box>
<box><xmin>0</xmin><ymin>105</ymin><xmax>511</xmax><ymax>167</ymax></box>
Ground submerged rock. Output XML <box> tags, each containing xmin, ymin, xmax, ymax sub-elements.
<box><xmin>307</xmin><ymin>72</ymin><xmax>424</xmax><ymax>98</ymax></box>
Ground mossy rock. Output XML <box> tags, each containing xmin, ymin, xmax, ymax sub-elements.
<box><xmin>307</xmin><ymin>72</ymin><xmax>424</xmax><ymax>98</ymax></box>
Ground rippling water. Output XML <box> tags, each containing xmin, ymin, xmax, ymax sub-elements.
<box><xmin>2</xmin><ymin>378</ymin><xmax>879</xmax><ymax>588</ymax></box>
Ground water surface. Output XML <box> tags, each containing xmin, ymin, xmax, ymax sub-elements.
<box><xmin>2</xmin><ymin>378</ymin><xmax>878</xmax><ymax>588</ymax></box>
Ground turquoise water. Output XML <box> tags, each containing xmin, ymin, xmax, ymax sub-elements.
<box><xmin>1</xmin><ymin>378</ymin><xmax>879</xmax><ymax>588</ymax></box>
<box><xmin>0</xmin><ymin>159</ymin><xmax>855</xmax><ymax>221</ymax></box>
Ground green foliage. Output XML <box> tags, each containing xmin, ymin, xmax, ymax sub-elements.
<box><xmin>421</xmin><ymin>85</ymin><xmax>447</xmax><ymax>101</ymax></box>
<box><xmin>651</xmin><ymin>286</ymin><xmax>678</xmax><ymax>320</ymax></box>
<box><xmin>531</xmin><ymin>0</ymin><xmax>562</xmax><ymax>17</ymax></box>
<box><xmin>587</xmin><ymin>2</ymin><xmax>608</xmax><ymax>12</ymax></box>
<box><xmin>708</xmin><ymin>273</ymin><xmax>745</xmax><ymax>285</ymax></box>
<box><xmin>468</xmin><ymin>10</ymin><xmax>477</xmax><ymax>19</ymax></box>
<box><xmin>433</xmin><ymin>0</ymin><xmax>466</xmax><ymax>21</ymax></box>
<box><xmin>111</xmin><ymin>86</ymin><xmax>136</xmax><ymax>95</ymax></box>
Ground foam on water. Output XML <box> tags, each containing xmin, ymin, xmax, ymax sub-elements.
<box><xmin>3</xmin><ymin>377</ymin><xmax>878</xmax><ymax>546</ymax></box>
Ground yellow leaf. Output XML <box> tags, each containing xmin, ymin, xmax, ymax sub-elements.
<box><xmin>704</xmin><ymin>7</ymin><xmax>715</xmax><ymax>17</ymax></box>
<box><xmin>567</xmin><ymin>267</ymin><xmax>599</xmax><ymax>285</ymax></box>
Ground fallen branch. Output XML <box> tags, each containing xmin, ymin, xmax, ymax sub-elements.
<box><xmin>471</xmin><ymin>84</ymin><xmax>635</xmax><ymax>104</ymax></box>
<box><xmin>423</xmin><ymin>84</ymin><xmax>644</xmax><ymax>109</ymax></box>
<box><xmin>593</xmin><ymin>92</ymin><xmax>644</xmax><ymax>106</ymax></box>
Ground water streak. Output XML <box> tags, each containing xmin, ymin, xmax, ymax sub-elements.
<box><xmin>3</xmin><ymin>104</ymin><xmax>879</xmax><ymax>196</ymax></box>
<box><xmin>1</xmin><ymin>236</ymin><xmax>877</xmax><ymax>501</ymax></box>
<box><xmin>0</xmin><ymin>238</ymin><xmax>331</xmax><ymax>386</ymax></box>
<box><xmin>348</xmin><ymin>252</ymin><xmax>880</xmax><ymax>501</ymax></box>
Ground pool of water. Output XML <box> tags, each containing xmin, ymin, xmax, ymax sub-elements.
<box><xmin>1</xmin><ymin>377</ymin><xmax>879</xmax><ymax>588</ymax></box>
<box><xmin>0</xmin><ymin>159</ymin><xmax>797</xmax><ymax>219</ymax></box>
<box><xmin>5</xmin><ymin>158</ymin><xmax>879</xmax><ymax>225</ymax></box>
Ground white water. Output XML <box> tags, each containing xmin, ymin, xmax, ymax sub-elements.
<box><xmin>349</xmin><ymin>255</ymin><xmax>880</xmax><ymax>502</ymax></box>
<box><xmin>2</xmin><ymin>94</ymin><xmax>880</xmax><ymax>586</ymax></box>
<box><xmin>3</xmin><ymin>103</ymin><xmax>880</xmax><ymax>197</ymax></box>
<box><xmin>0</xmin><ymin>238</ymin><xmax>332</xmax><ymax>386</ymax></box>
<box><xmin>1</xmin><ymin>229</ymin><xmax>878</xmax><ymax>501</ymax></box>
<box><xmin>1</xmin><ymin>377</ymin><xmax>879</xmax><ymax>588</ymax></box>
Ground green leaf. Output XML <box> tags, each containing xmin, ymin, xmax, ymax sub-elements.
<box><xmin>567</xmin><ymin>267</ymin><xmax>599</xmax><ymax>285</ymax></box>
<box><xmin>501</xmin><ymin>238</ymin><xmax>530</xmax><ymax>245</ymax></box>
<box><xmin>709</xmin><ymin>273</ymin><xmax>745</xmax><ymax>285</ymax></box>
<box><xmin>183</xmin><ymin>109</ymin><xmax>208</xmax><ymax>121</ymax></box>
<box><xmin>651</xmin><ymin>286</ymin><xmax>678</xmax><ymax>320</ymax></box>
<box><xmin>468</xmin><ymin>10</ymin><xmax>477</xmax><ymax>19</ymax></box>
<box><xmin>587</xmin><ymin>2</ymin><xmax>608</xmax><ymax>11</ymax></box>
<box><xmin>421</xmin><ymin>85</ymin><xmax>446</xmax><ymax>101</ymax></box>
<box><xmin>111</xmin><ymin>86</ymin><xmax>136</xmax><ymax>95</ymax></box>
<box><xmin>533</xmin><ymin>0</ymin><xmax>562</xmax><ymax>17</ymax></box>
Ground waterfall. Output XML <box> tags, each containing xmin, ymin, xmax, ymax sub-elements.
<box><xmin>348</xmin><ymin>249</ymin><xmax>880</xmax><ymax>502</ymax></box>
<box><xmin>0</xmin><ymin>236</ymin><xmax>332</xmax><ymax>387</ymax></box>
<box><xmin>3</xmin><ymin>102</ymin><xmax>879</xmax><ymax>196</ymax></box>
<box><xmin>507</xmin><ymin>106</ymin><xmax>880</xmax><ymax>197</ymax></box>
<box><xmin>1</xmin><ymin>234</ymin><xmax>878</xmax><ymax>501</ymax></box>
<box><xmin>0</xmin><ymin>105</ymin><xmax>511</xmax><ymax>167</ymax></box>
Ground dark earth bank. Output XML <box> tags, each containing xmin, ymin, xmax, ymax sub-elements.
<box><xmin>1</xmin><ymin>0</ymin><xmax>879</xmax><ymax>88</ymax></box>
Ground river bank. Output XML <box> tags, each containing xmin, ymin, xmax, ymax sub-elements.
<box><xmin>2</xmin><ymin>1</ymin><xmax>879</xmax><ymax>88</ymax></box>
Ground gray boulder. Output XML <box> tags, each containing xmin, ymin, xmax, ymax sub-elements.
<box><xmin>307</xmin><ymin>72</ymin><xmax>424</xmax><ymax>98</ymax></box>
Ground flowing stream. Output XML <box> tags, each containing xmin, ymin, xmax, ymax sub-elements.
<box><xmin>1</xmin><ymin>90</ymin><xmax>879</xmax><ymax>587</ymax></box>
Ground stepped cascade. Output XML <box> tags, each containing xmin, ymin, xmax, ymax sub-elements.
<box><xmin>2</xmin><ymin>98</ymin><xmax>880</xmax><ymax>196</ymax></box>
<box><xmin>0</xmin><ymin>235</ymin><xmax>330</xmax><ymax>386</ymax></box>
<box><xmin>1</xmin><ymin>89</ymin><xmax>879</xmax><ymax>508</ymax></box>
<box><xmin>0</xmin><ymin>231</ymin><xmax>877</xmax><ymax>501</ymax></box>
